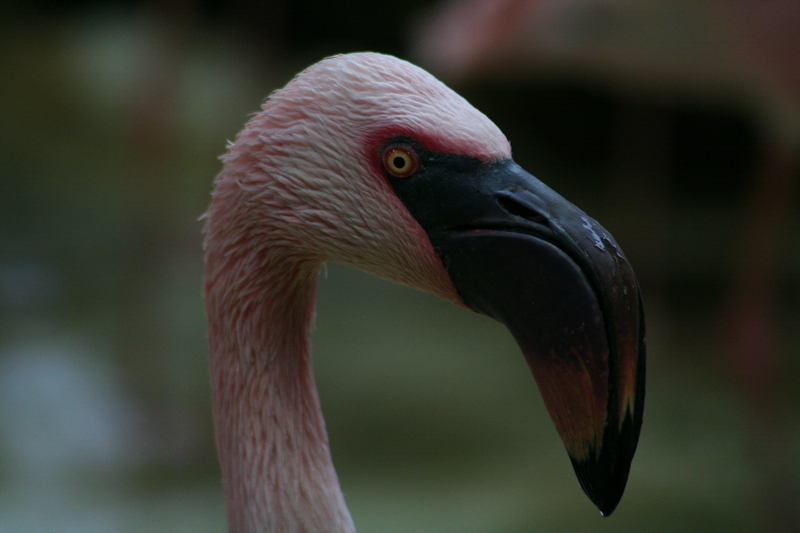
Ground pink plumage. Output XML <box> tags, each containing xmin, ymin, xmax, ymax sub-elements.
<box><xmin>204</xmin><ymin>52</ymin><xmax>511</xmax><ymax>533</ymax></box>
<box><xmin>204</xmin><ymin>51</ymin><xmax>646</xmax><ymax>531</ymax></box>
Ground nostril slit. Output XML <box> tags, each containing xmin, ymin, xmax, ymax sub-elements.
<box><xmin>497</xmin><ymin>196</ymin><xmax>549</xmax><ymax>226</ymax></box>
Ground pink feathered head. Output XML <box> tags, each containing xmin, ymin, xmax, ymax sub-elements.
<box><xmin>206</xmin><ymin>53</ymin><xmax>510</xmax><ymax>302</ymax></box>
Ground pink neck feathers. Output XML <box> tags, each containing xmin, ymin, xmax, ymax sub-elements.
<box><xmin>205</xmin><ymin>246</ymin><xmax>354</xmax><ymax>533</ymax></box>
<box><xmin>203</xmin><ymin>52</ymin><xmax>512</xmax><ymax>532</ymax></box>
<box><xmin>204</xmin><ymin>147</ymin><xmax>354</xmax><ymax>533</ymax></box>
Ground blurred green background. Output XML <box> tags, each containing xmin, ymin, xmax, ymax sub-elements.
<box><xmin>1</xmin><ymin>1</ymin><xmax>799</xmax><ymax>532</ymax></box>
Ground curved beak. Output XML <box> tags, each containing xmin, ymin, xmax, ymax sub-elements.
<box><xmin>388</xmin><ymin>156</ymin><xmax>645</xmax><ymax>516</ymax></box>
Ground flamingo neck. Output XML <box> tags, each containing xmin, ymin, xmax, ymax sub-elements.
<box><xmin>205</xmin><ymin>252</ymin><xmax>354</xmax><ymax>533</ymax></box>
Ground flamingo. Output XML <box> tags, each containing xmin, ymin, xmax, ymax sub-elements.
<box><xmin>203</xmin><ymin>52</ymin><xmax>645</xmax><ymax>533</ymax></box>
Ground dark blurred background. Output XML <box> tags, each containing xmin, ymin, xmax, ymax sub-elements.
<box><xmin>1</xmin><ymin>0</ymin><xmax>799</xmax><ymax>532</ymax></box>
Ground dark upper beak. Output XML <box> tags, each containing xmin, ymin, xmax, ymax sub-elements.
<box><xmin>387</xmin><ymin>149</ymin><xmax>645</xmax><ymax>516</ymax></box>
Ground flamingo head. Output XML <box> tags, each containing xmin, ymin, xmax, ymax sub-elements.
<box><xmin>210</xmin><ymin>52</ymin><xmax>645</xmax><ymax>516</ymax></box>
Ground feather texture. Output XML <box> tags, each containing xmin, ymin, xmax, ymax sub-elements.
<box><xmin>204</xmin><ymin>52</ymin><xmax>511</xmax><ymax>533</ymax></box>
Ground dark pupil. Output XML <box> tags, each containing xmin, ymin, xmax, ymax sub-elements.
<box><xmin>392</xmin><ymin>156</ymin><xmax>406</xmax><ymax>169</ymax></box>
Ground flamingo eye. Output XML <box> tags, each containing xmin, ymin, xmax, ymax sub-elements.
<box><xmin>382</xmin><ymin>146</ymin><xmax>418</xmax><ymax>178</ymax></box>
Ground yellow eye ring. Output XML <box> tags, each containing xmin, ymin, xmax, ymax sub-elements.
<box><xmin>383</xmin><ymin>146</ymin><xmax>418</xmax><ymax>178</ymax></box>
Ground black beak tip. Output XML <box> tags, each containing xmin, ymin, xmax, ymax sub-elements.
<box><xmin>569</xmin><ymin>402</ymin><xmax>643</xmax><ymax>517</ymax></box>
<box><xmin>599</xmin><ymin>500</ymin><xmax>620</xmax><ymax>518</ymax></box>
<box><xmin>571</xmin><ymin>456</ymin><xmax>627</xmax><ymax>517</ymax></box>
